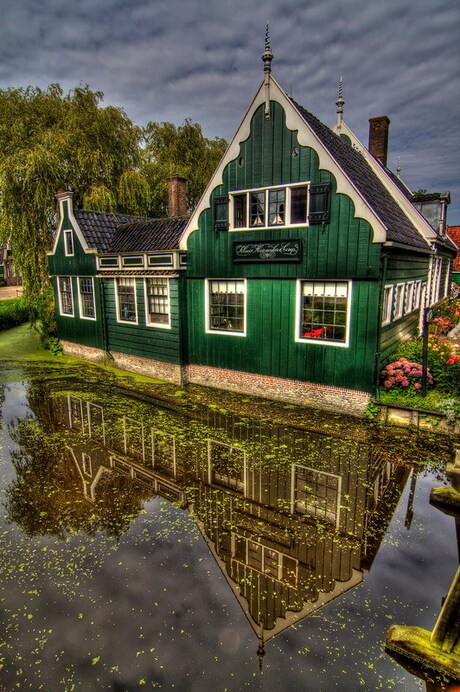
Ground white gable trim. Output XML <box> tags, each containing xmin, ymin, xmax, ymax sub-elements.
<box><xmin>48</xmin><ymin>193</ymin><xmax>96</xmax><ymax>256</ymax></box>
<box><xmin>180</xmin><ymin>76</ymin><xmax>389</xmax><ymax>250</ymax></box>
<box><xmin>332</xmin><ymin>120</ymin><xmax>435</xmax><ymax>245</ymax></box>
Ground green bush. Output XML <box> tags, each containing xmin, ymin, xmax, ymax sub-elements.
<box><xmin>0</xmin><ymin>297</ymin><xmax>29</xmax><ymax>331</ymax></box>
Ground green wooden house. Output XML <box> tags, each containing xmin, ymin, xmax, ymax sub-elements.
<box><xmin>48</xmin><ymin>50</ymin><xmax>457</xmax><ymax>413</ymax></box>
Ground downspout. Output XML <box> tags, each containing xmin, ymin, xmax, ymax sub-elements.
<box><xmin>373</xmin><ymin>253</ymin><xmax>388</xmax><ymax>401</ymax></box>
<box><xmin>99</xmin><ymin>278</ymin><xmax>113</xmax><ymax>360</ymax></box>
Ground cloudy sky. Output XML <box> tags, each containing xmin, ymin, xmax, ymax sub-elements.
<box><xmin>1</xmin><ymin>0</ymin><xmax>459</xmax><ymax>223</ymax></box>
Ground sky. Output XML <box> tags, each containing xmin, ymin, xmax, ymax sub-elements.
<box><xmin>1</xmin><ymin>0</ymin><xmax>460</xmax><ymax>224</ymax></box>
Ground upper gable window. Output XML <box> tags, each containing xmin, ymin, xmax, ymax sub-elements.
<box><xmin>64</xmin><ymin>230</ymin><xmax>74</xmax><ymax>256</ymax></box>
<box><xmin>227</xmin><ymin>182</ymin><xmax>330</xmax><ymax>231</ymax></box>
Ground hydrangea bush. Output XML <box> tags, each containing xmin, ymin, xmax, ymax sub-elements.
<box><xmin>381</xmin><ymin>357</ymin><xmax>433</xmax><ymax>391</ymax></box>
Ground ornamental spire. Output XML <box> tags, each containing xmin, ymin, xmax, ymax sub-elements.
<box><xmin>262</xmin><ymin>25</ymin><xmax>273</xmax><ymax>118</ymax></box>
<box><xmin>336</xmin><ymin>76</ymin><xmax>345</xmax><ymax>131</ymax></box>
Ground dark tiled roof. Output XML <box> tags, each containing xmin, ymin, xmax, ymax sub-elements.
<box><xmin>74</xmin><ymin>210</ymin><xmax>148</xmax><ymax>253</ymax></box>
<box><xmin>292</xmin><ymin>101</ymin><xmax>430</xmax><ymax>251</ymax></box>
<box><xmin>108</xmin><ymin>217</ymin><xmax>187</xmax><ymax>252</ymax></box>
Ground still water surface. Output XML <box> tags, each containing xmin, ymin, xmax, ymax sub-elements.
<box><xmin>0</xmin><ymin>368</ymin><xmax>457</xmax><ymax>690</ymax></box>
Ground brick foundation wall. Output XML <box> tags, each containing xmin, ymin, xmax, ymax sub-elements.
<box><xmin>184</xmin><ymin>364</ymin><xmax>371</xmax><ymax>415</ymax></box>
<box><xmin>61</xmin><ymin>341</ymin><xmax>183</xmax><ymax>384</ymax></box>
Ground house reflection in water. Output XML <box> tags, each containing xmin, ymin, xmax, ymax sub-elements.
<box><xmin>20</xmin><ymin>381</ymin><xmax>410</xmax><ymax>645</ymax></box>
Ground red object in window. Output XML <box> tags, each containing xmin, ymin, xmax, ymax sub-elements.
<box><xmin>303</xmin><ymin>328</ymin><xmax>323</xmax><ymax>338</ymax></box>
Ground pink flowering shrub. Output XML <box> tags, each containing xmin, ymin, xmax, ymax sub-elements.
<box><xmin>381</xmin><ymin>357</ymin><xmax>433</xmax><ymax>392</ymax></box>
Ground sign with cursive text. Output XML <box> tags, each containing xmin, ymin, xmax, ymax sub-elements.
<box><xmin>233</xmin><ymin>239</ymin><xmax>302</xmax><ymax>263</ymax></box>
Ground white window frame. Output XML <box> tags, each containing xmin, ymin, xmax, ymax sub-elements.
<box><xmin>78</xmin><ymin>277</ymin><xmax>96</xmax><ymax>320</ymax></box>
<box><xmin>404</xmin><ymin>281</ymin><xmax>415</xmax><ymax>315</ymax></box>
<box><xmin>382</xmin><ymin>284</ymin><xmax>394</xmax><ymax>326</ymax></box>
<box><xmin>58</xmin><ymin>276</ymin><xmax>74</xmax><ymax>317</ymax></box>
<box><xmin>81</xmin><ymin>452</ymin><xmax>92</xmax><ymax>477</ymax></box>
<box><xmin>68</xmin><ymin>395</ymin><xmax>84</xmax><ymax>431</ymax></box>
<box><xmin>393</xmin><ymin>283</ymin><xmax>405</xmax><ymax>320</ymax></box>
<box><xmin>295</xmin><ymin>280</ymin><xmax>351</xmax><ymax>347</ymax></box>
<box><xmin>144</xmin><ymin>277</ymin><xmax>171</xmax><ymax>329</ymax></box>
<box><xmin>115</xmin><ymin>278</ymin><xmax>138</xmax><ymax>325</ymax></box>
<box><xmin>64</xmin><ymin>229</ymin><xmax>74</xmax><ymax>256</ymax></box>
<box><xmin>207</xmin><ymin>439</ymin><xmax>247</xmax><ymax>494</ymax></box>
<box><xmin>205</xmin><ymin>279</ymin><xmax>247</xmax><ymax>337</ymax></box>
<box><xmin>291</xmin><ymin>463</ymin><xmax>342</xmax><ymax>529</ymax></box>
<box><xmin>228</xmin><ymin>182</ymin><xmax>311</xmax><ymax>231</ymax></box>
<box><xmin>413</xmin><ymin>280</ymin><xmax>422</xmax><ymax>310</ymax></box>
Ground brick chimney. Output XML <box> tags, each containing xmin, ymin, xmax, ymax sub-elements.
<box><xmin>168</xmin><ymin>175</ymin><xmax>187</xmax><ymax>217</ymax></box>
<box><xmin>368</xmin><ymin>116</ymin><xmax>390</xmax><ymax>167</ymax></box>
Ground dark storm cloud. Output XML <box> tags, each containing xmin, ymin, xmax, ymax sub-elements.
<box><xmin>1</xmin><ymin>0</ymin><xmax>459</xmax><ymax>221</ymax></box>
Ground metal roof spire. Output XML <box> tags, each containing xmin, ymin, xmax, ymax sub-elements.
<box><xmin>336</xmin><ymin>77</ymin><xmax>345</xmax><ymax>131</ymax></box>
<box><xmin>262</xmin><ymin>25</ymin><xmax>273</xmax><ymax>118</ymax></box>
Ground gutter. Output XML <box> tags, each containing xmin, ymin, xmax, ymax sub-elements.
<box><xmin>383</xmin><ymin>241</ymin><xmax>432</xmax><ymax>255</ymax></box>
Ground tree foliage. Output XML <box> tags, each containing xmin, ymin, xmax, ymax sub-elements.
<box><xmin>0</xmin><ymin>84</ymin><xmax>148</xmax><ymax>328</ymax></box>
<box><xmin>142</xmin><ymin>118</ymin><xmax>227</xmax><ymax>216</ymax></box>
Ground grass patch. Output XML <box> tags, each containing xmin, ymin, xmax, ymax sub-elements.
<box><xmin>0</xmin><ymin>297</ymin><xmax>28</xmax><ymax>331</ymax></box>
<box><xmin>378</xmin><ymin>388</ymin><xmax>459</xmax><ymax>420</ymax></box>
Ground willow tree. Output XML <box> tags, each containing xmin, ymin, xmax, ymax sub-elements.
<box><xmin>142</xmin><ymin>119</ymin><xmax>227</xmax><ymax>217</ymax></box>
<box><xmin>0</xmin><ymin>84</ymin><xmax>149</xmax><ymax>331</ymax></box>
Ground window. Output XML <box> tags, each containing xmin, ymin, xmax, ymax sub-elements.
<box><xmin>82</xmin><ymin>453</ymin><xmax>92</xmax><ymax>477</ymax></box>
<box><xmin>228</xmin><ymin>182</ymin><xmax>330</xmax><ymax>230</ymax></box>
<box><xmin>393</xmin><ymin>284</ymin><xmax>405</xmax><ymax>320</ymax></box>
<box><xmin>231</xmin><ymin>533</ymin><xmax>298</xmax><ymax>587</ymax></box>
<box><xmin>58</xmin><ymin>277</ymin><xmax>74</xmax><ymax>316</ymax></box>
<box><xmin>297</xmin><ymin>281</ymin><xmax>349</xmax><ymax>344</ymax></box>
<box><xmin>64</xmin><ymin>230</ymin><xmax>74</xmax><ymax>256</ymax></box>
<box><xmin>87</xmin><ymin>402</ymin><xmax>105</xmax><ymax>443</ymax></box>
<box><xmin>382</xmin><ymin>285</ymin><xmax>394</xmax><ymax>325</ymax></box>
<box><xmin>207</xmin><ymin>280</ymin><xmax>246</xmax><ymax>335</ymax></box>
<box><xmin>292</xmin><ymin>464</ymin><xmax>341</xmax><ymax>528</ymax></box>
<box><xmin>68</xmin><ymin>396</ymin><xmax>83</xmax><ymax>431</ymax></box>
<box><xmin>208</xmin><ymin>440</ymin><xmax>246</xmax><ymax>493</ymax></box>
<box><xmin>404</xmin><ymin>282</ymin><xmax>415</xmax><ymax>315</ymax></box>
<box><xmin>116</xmin><ymin>278</ymin><xmax>137</xmax><ymax>323</ymax></box>
<box><xmin>79</xmin><ymin>277</ymin><xmax>96</xmax><ymax>319</ymax></box>
<box><xmin>413</xmin><ymin>281</ymin><xmax>422</xmax><ymax>310</ymax></box>
<box><xmin>145</xmin><ymin>278</ymin><xmax>170</xmax><ymax>327</ymax></box>
<box><xmin>123</xmin><ymin>417</ymin><xmax>145</xmax><ymax>462</ymax></box>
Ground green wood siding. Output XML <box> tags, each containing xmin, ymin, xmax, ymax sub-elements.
<box><xmin>48</xmin><ymin>201</ymin><xmax>96</xmax><ymax>277</ymax></box>
<box><xmin>187</xmin><ymin>278</ymin><xmax>379</xmax><ymax>392</ymax></box>
<box><xmin>378</xmin><ymin>250</ymin><xmax>430</xmax><ymax>366</ymax></box>
<box><xmin>53</xmin><ymin>276</ymin><xmax>104</xmax><ymax>349</ymax></box>
<box><xmin>186</xmin><ymin>102</ymin><xmax>381</xmax><ymax>281</ymax></box>
<box><xmin>103</xmin><ymin>278</ymin><xmax>183</xmax><ymax>364</ymax></box>
<box><xmin>185</xmin><ymin>101</ymin><xmax>383</xmax><ymax>392</ymax></box>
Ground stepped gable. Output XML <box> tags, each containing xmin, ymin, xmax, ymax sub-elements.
<box><xmin>292</xmin><ymin>100</ymin><xmax>430</xmax><ymax>251</ymax></box>
<box><xmin>108</xmin><ymin>217</ymin><xmax>188</xmax><ymax>253</ymax></box>
<box><xmin>73</xmin><ymin>210</ymin><xmax>147</xmax><ymax>253</ymax></box>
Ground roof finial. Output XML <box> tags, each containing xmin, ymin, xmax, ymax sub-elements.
<box><xmin>396</xmin><ymin>157</ymin><xmax>401</xmax><ymax>178</ymax></box>
<box><xmin>262</xmin><ymin>24</ymin><xmax>273</xmax><ymax>73</ymax></box>
<box><xmin>336</xmin><ymin>76</ymin><xmax>345</xmax><ymax>131</ymax></box>
<box><xmin>262</xmin><ymin>25</ymin><xmax>273</xmax><ymax>119</ymax></box>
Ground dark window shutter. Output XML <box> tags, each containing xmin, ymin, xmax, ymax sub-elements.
<box><xmin>213</xmin><ymin>195</ymin><xmax>228</xmax><ymax>231</ymax></box>
<box><xmin>308</xmin><ymin>183</ymin><xmax>331</xmax><ymax>224</ymax></box>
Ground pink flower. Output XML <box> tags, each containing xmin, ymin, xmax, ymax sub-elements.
<box><xmin>401</xmin><ymin>379</ymin><xmax>409</xmax><ymax>387</ymax></box>
<box><xmin>414</xmin><ymin>382</ymin><xmax>421</xmax><ymax>389</ymax></box>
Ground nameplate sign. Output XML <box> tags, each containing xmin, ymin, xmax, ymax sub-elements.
<box><xmin>233</xmin><ymin>239</ymin><xmax>302</xmax><ymax>263</ymax></box>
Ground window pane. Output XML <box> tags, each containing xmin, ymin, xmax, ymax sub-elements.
<box><xmin>117</xmin><ymin>278</ymin><xmax>136</xmax><ymax>322</ymax></box>
<box><xmin>268</xmin><ymin>189</ymin><xmax>285</xmax><ymax>225</ymax></box>
<box><xmin>59</xmin><ymin>277</ymin><xmax>73</xmax><ymax>315</ymax></box>
<box><xmin>209</xmin><ymin>280</ymin><xmax>244</xmax><ymax>332</ymax></box>
<box><xmin>146</xmin><ymin>278</ymin><xmax>169</xmax><ymax>325</ymax></box>
<box><xmin>290</xmin><ymin>187</ymin><xmax>308</xmax><ymax>224</ymax></box>
<box><xmin>300</xmin><ymin>281</ymin><xmax>348</xmax><ymax>342</ymax></box>
<box><xmin>233</xmin><ymin>194</ymin><xmax>247</xmax><ymax>228</ymax></box>
<box><xmin>249</xmin><ymin>192</ymin><xmax>265</xmax><ymax>226</ymax></box>
<box><xmin>79</xmin><ymin>278</ymin><xmax>95</xmax><ymax>318</ymax></box>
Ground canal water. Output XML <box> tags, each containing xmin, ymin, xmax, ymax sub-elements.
<box><xmin>0</xmin><ymin>365</ymin><xmax>457</xmax><ymax>691</ymax></box>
